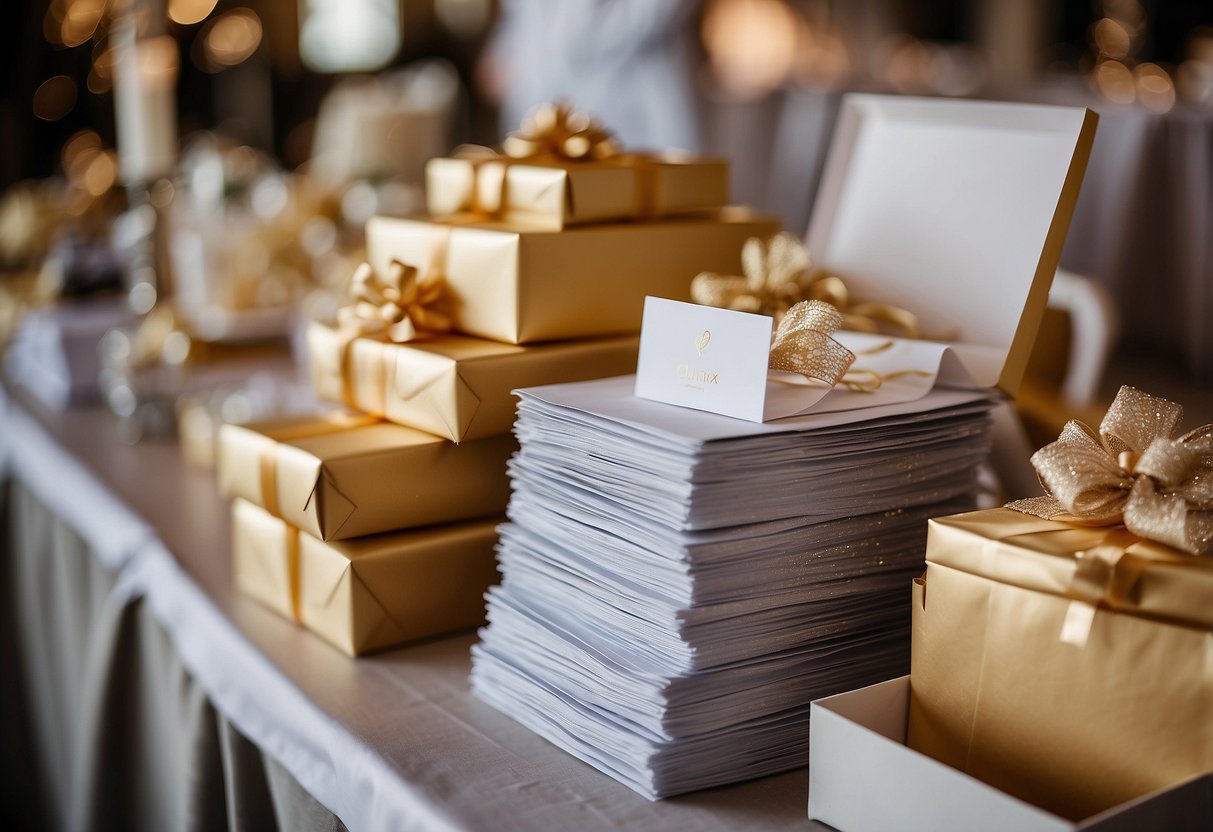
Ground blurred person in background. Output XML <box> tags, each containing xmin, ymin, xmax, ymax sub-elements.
<box><xmin>480</xmin><ymin>0</ymin><xmax>703</xmax><ymax>151</ymax></box>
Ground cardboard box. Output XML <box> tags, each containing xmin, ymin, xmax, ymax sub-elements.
<box><xmin>217</xmin><ymin>414</ymin><xmax>515</xmax><ymax>541</ymax></box>
<box><xmin>308</xmin><ymin>324</ymin><xmax>640</xmax><ymax>441</ymax></box>
<box><xmin>425</xmin><ymin>154</ymin><xmax>729</xmax><ymax>229</ymax></box>
<box><xmin>231</xmin><ymin>498</ymin><xmax>500</xmax><ymax>656</ymax></box>
<box><xmin>365</xmin><ymin>209</ymin><xmax>780</xmax><ymax>344</ymax></box>
<box><xmin>908</xmin><ymin>509</ymin><xmax>1213</xmax><ymax>820</ymax></box>
<box><xmin>808</xmin><ymin>676</ymin><xmax>1213</xmax><ymax>832</ymax></box>
<box><xmin>805</xmin><ymin>95</ymin><xmax>1097</xmax><ymax>397</ymax></box>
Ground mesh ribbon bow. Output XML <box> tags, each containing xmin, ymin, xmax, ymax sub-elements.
<box><xmin>1008</xmin><ymin>385</ymin><xmax>1213</xmax><ymax>556</ymax></box>
<box><xmin>336</xmin><ymin>260</ymin><xmax>450</xmax><ymax>344</ymax></box>
<box><xmin>691</xmin><ymin>232</ymin><xmax>921</xmax><ymax>337</ymax></box>
<box><xmin>767</xmin><ymin>300</ymin><xmax>856</xmax><ymax>388</ymax></box>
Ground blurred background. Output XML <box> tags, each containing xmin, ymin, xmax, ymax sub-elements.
<box><xmin>1</xmin><ymin>0</ymin><xmax>1211</xmax><ymax>417</ymax></box>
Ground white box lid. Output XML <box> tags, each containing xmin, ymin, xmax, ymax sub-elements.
<box><xmin>806</xmin><ymin>94</ymin><xmax>1097</xmax><ymax>395</ymax></box>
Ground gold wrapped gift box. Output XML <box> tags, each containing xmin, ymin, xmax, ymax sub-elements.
<box><xmin>218</xmin><ymin>414</ymin><xmax>515</xmax><ymax>541</ymax></box>
<box><xmin>232</xmin><ymin>498</ymin><xmax>500</xmax><ymax>656</ymax></box>
<box><xmin>425</xmin><ymin>154</ymin><xmax>730</xmax><ymax>230</ymax></box>
<box><xmin>908</xmin><ymin>508</ymin><xmax>1213</xmax><ymax>820</ymax></box>
<box><xmin>307</xmin><ymin>324</ymin><xmax>640</xmax><ymax>442</ymax></box>
<box><xmin>366</xmin><ymin>209</ymin><xmax>780</xmax><ymax>344</ymax></box>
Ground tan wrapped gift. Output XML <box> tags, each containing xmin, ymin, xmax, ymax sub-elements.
<box><xmin>232</xmin><ymin>497</ymin><xmax>299</xmax><ymax>621</ymax></box>
<box><xmin>308</xmin><ymin>324</ymin><xmax>640</xmax><ymax>441</ymax></box>
<box><xmin>230</xmin><ymin>498</ymin><xmax>500</xmax><ymax>656</ymax></box>
<box><xmin>365</xmin><ymin>209</ymin><xmax>781</xmax><ymax>344</ymax></box>
<box><xmin>908</xmin><ymin>508</ymin><xmax>1213</xmax><ymax>820</ymax></box>
<box><xmin>425</xmin><ymin>154</ymin><xmax>730</xmax><ymax>230</ymax></box>
<box><xmin>217</xmin><ymin>414</ymin><xmax>515</xmax><ymax>541</ymax></box>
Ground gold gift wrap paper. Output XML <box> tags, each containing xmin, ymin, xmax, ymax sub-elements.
<box><xmin>231</xmin><ymin>498</ymin><xmax>500</xmax><ymax>656</ymax></box>
<box><xmin>308</xmin><ymin>323</ymin><xmax>640</xmax><ymax>442</ymax></box>
<box><xmin>217</xmin><ymin>414</ymin><xmax>515</xmax><ymax>541</ymax></box>
<box><xmin>908</xmin><ymin>507</ymin><xmax>1213</xmax><ymax>820</ymax></box>
<box><xmin>425</xmin><ymin>154</ymin><xmax>730</xmax><ymax>229</ymax></box>
<box><xmin>232</xmin><ymin>497</ymin><xmax>299</xmax><ymax>621</ymax></box>
<box><xmin>366</xmin><ymin>209</ymin><xmax>781</xmax><ymax>344</ymax></box>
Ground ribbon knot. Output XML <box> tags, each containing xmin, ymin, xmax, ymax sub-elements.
<box><xmin>337</xmin><ymin>260</ymin><xmax>451</xmax><ymax>344</ymax></box>
<box><xmin>691</xmin><ymin>232</ymin><xmax>921</xmax><ymax>338</ymax></box>
<box><xmin>1008</xmin><ymin>385</ymin><xmax>1213</xmax><ymax>556</ymax></box>
<box><xmin>502</xmin><ymin>102</ymin><xmax>620</xmax><ymax>161</ymax></box>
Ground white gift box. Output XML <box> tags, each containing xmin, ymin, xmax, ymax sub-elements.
<box><xmin>807</xmin><ymin>677</ymin><xmax>1213</xmax><ymax>832</ymax></box>
<box><xmin>637</xmin><ymin>94</ymin><xmax>1099</xmax><ymax>422</ymax></box>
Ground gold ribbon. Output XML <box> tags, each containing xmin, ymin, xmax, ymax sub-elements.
<box><xmin>767</xmin><ymin>300</ymin><xmax>856</xmax><ymax>388</ymax></box>
<box><xmin>336</xmin><ymin>260</ymin><xmax>451</xmax><ymax>345</ymax></box>
<box><xmin>1007</xmin><ymin>385</ymin><xmax>1213</xmax><ymax>556</ymax></box>
<box><xmin>691</xmin><ymin>232</ymin><xmax>922</xmax><ymax>338</ymax></box>
<box><xmin>501</xmin><ymin>102</ymin><xmax>620</xmax><ymax>161</ymax></box>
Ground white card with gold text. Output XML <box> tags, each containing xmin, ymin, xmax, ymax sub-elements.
<box><xmin>634</xmin><ymin>297</ymin><xmax>774</xmax><ymax>422</ymax></box>
<box><xmin>634</xmin><ymin>296</ymin><xmax>972</xmax><ymax>423</ymax></box>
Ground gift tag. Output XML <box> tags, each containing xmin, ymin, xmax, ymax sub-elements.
<box><xmin>634</xmin><ymin>297</ymin><xmax>773</xmax><ymax>422</ymax></box>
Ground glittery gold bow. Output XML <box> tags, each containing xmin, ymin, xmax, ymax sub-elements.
<box><xmin>336</xmin><ymin>260</ymin><xmax>451</xmax><ymax>343</ymax></box>
<box><xmin>691</xmin><ymin>232</ymin><xmax>921</xmax><ymax>337</ymax></box>
<box><xmin>1008</xmin><ymin>385</ymin><xmax>1213</xmax><ymax>556</ymax></box>
<box><xmin>767</xmin><ymin>300</ymin><xmax>856</xmax><ymax>388</ymax></box>
<box><xmin>501</xmin><ymin>102</ymin><xmax>620</xmax><ymax>161</ymax></box>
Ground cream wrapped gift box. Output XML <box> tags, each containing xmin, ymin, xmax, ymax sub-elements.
<box><xmin>425</xmin><ymin>153</ymin><xmax>729</xmax><ymax>230</ymax></box>
<box><xmin>908</xmin><ymin>508</ymin><xmax>1213</xmax><ymax>820</ymax></box>
<box><xmin>218</xmin><ymin>414</ymin><xmax>515</xmax><ymax>541</ymax></box>
<box><xmin>365</xmin><ymin>209</ymin><xmax>780</xmax><ymax>345</ymax></box>
<box><xmin>231</xmin><ymin>498</ymin><xmax>499</xmax><ymax>656</ymax></box>
<box><xmin>308</xmin><ymin>324</ymin><xmax>640</xmax><ymax>442</ymax></box>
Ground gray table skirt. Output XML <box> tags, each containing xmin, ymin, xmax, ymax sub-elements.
<box><xmin>2</xmin><ymin>478</ymin><xmax>347</xmax><ymax>832</ymax></box>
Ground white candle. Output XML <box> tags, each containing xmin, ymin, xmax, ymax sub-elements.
<box><xmin>113</xmin><ymin>17</ymin><xmax>179</xmax><ymax>184</ymax></box>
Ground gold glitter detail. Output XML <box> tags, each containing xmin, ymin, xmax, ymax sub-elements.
<box><xmin>1007</xmin><ymin>385</ymin><xmax>1213</xmax><ymax>556</ymax></box>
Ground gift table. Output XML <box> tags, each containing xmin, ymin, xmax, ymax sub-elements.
<box><xmin>0</xmin><ymin>366</ymin><xmax>827</xmax><ymax>832</ymax></box>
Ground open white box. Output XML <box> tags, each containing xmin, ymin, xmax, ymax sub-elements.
<box><xmin>808</xmin><ymin>677</ymin><xmax>1213</xmax><ymax>832</ymax></box>
<box><xmin>637</xmin><ymin>95</ymin><xmax>1098</xmax><ymax>422</ymax></box>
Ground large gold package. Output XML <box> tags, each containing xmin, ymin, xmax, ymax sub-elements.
<box><xmin>308</xmin><ymin>324</ymin><xmax>640</xmax><ymax>442</ymax></box>
<box><xmin>365</xmin><ymin>209</ymin><xmax>780</xmax><ymax>344</ymax></box>
<box><xmin>425</xmin><ymin>154</ymin><xmax>730</xmax><ymax>229</ymax></box>
<box><xmin>217</xmin><ymin>414</ymin><xmax>515</xmax><ymax>541</ymax></box>
<box><xmin>908</xmin><ymin>508</ymin><xmax>1213</xmax><ymax>820</ymax></box>
<box><xmin>230</xmin><ymin>498</ymin><xmax>500</xmax><ymax>656</ymax></box>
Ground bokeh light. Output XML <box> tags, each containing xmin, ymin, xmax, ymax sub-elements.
<box><xmin>168</xmin><ymin>0</ymin><xmax>219</xmax><ymax>26</ymax></box>
<box><xmin>702</xmin><ymin>0</ymin><xmax>799</xmax><ymax>99</ymax></box>
<box><xmin>201</xmin><ymin>9</ymin><xmax>263</xmax><ymax>72</ymax></box>
<box><xmin>33</xmin><ymin>75</ymin><xmax>78</xmax><ymax>122</ymax></box>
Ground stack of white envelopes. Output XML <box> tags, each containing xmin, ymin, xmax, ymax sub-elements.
<box><xmin>471</xmin><ymin>375</ymin><xmax>996</xmax><ymax>799</ymax></box>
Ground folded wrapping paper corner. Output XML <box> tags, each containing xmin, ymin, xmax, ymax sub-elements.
<box><xmin>231</xmin><ymin>497</ymin><xmax>300</xmax><ymax>623</ymax></box>
<box><xmin>308</xmin><ymin>320</ymin><xmax>641</xmax><ymax>441</ymax></box>
<box><xmin>297</xmin><ymin>518</ymin><xmax>501</xmax><ymax>656</ymax></box>
<box><xmin>366</xmin><ymin>210</ymin><xmax>781</xmax><ymax>344</ymax></box>
<box><xmin>425</xmin><ymin>153</ymin><xmax>730</xmax><ymax>230</ymax></box>
<box><xmin>1006</xmin><ymin>385</ymin><xmax>1213</xmax><ymax>557</ymax></box>
<box><xmin>231</xmin><ymin>499</ymin><xmax>500</xmax><ymax>656</ymax></box>
<box><xmin>217</xmin><ymin>414</ymin><xmax>516</xmax><ymax>540</ymax></box>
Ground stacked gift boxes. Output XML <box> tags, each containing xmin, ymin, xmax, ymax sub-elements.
<box><xmin>217</xmin><ymin>128</ymin><xmax>779</xmax><ymax>656</ymax></box>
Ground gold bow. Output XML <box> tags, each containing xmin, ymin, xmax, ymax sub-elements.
<box><xmin>767</xmin><ymin>300</ymin><xmax>856</xmax><ymax>388</ymax></box>
<box><xmin>336</xmin><ymin>260</ymin><xmax>451</xmax><ymax>343</ymax></box>
<box><xmin>1008</xmin><ymin>385</ymin><xmax>1213</xmax><ymax>556</ymax></box>
<box><xmin>691</xmin><ymin>232</ymin><xmax>921</xmax><ymax>338</ymax></box>
<box><xmin>501</xmin><ymin>102</ymin><xmax>620</xmax><ymax>161</ymax></box>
